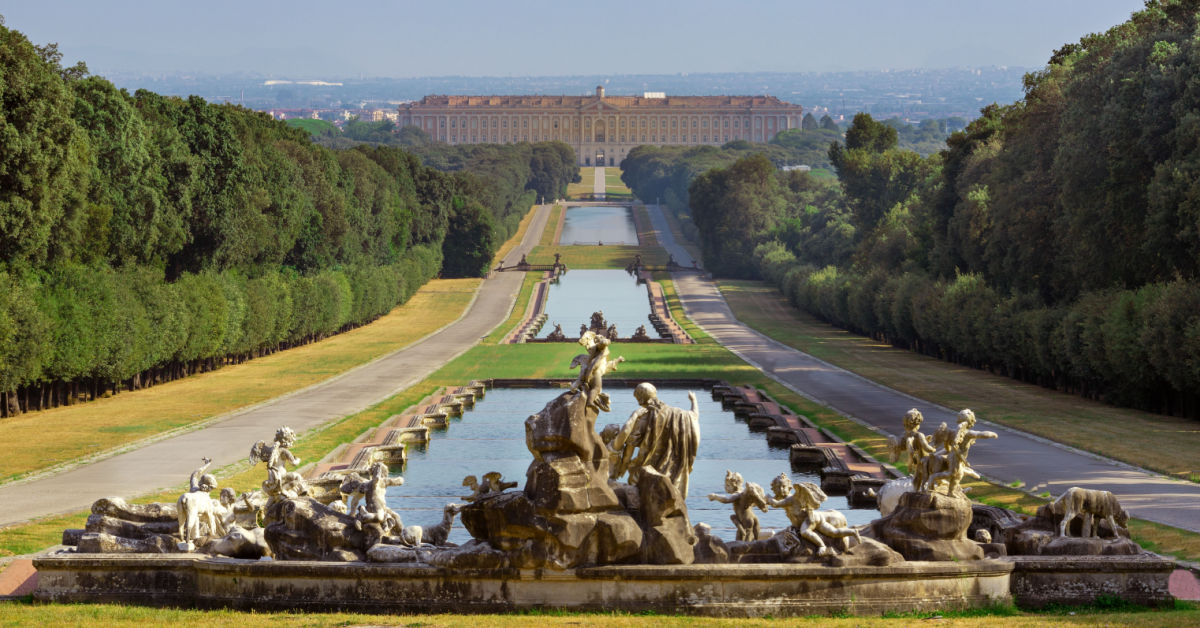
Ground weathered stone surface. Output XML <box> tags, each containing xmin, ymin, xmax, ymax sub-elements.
<box><xmin>76</xmin><ymin>531</ymin><xmax>176</xmax><ymax>554</ymax></box>
<box><xmin>366</xmin><ymin>543</ymin><xmax>424</xmax><ymax>563</ymax></box>
<box><xmin>425</xmin><ymin>540</ymin><xmax>510</xmax><ymax>569</ymax></box>
<box><xmin>263</xmin><ymin>496</ymin><xmax>369</xmax><ymax>562</ymax></box>
<box><xmin>691</xmin><ymin>523</ymin><xmax>730</xmax><ymax>564</ymax></box>
<box><xmin>203</xmin><ymin>525</ymin><xmax>270</xmax><ymax>560</ymax></box>
<box><xmin>526</xmin><ymin>456</ymin><xmax>619</xmax><ymax>513</ymax></box>
<box><xmin>872</xmin><ymin>491</ymin><xmax>983</xmax><ymax>561</ymax></box>
<box><xmin>970</xmin><ymin>504</ymin><xmax>1027</xmax><ymax>545</ymax></box>
<box><xmin>1004</xmin><ymin>502</ymin><xmax>1140</xmax><ymax>556</ymax></box>
<box><xmin>523</xmin><ymin>390</ymin><xmax>619</xmax><ymax>513</ymax></box>
<box><xmin>85</xmin><ymin>513</ymin><xmax>178</xmax><ymax>540</ymax></box>
<box><xmin>1008</xmin><ymin>555</ymin><xmax>1175</xmax><ymax>608</ymax></box>
<box><xmin>90</xmin><ymin>497</ymin><xmax>177</xmax><ymax>523</ymax></box>
<box><xmin>827</xmin><ymin>537</ymin><xmax>903</xmax><ymax>567</ymax></box>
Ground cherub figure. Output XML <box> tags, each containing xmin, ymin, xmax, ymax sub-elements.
<box><xmin>177</xmin><ymin>457</ymin><xmax>223</xmax><ymax>550</ymax></box>
<box><xmin>769</xmin><ymin>474</ymin><xmax>860</xmax><ymax>557</ymax></box>
<box><xmin>707</xmin><ymin>470</ymin><xmax>769</xmax><ymax>541</ymax></box>
<box><xmin>461</xmin><ymin>472</ymin><xmax>518</xmax><ymax>502</ymax></box>
<box><xmin>569</xmin><ymin>330</ymin><xmax>625</xmax><ymax>412</ymax></box>
<box><xmin>913</xmin><ymin>421</ymin><xmax>955</xmax><ymax>492</ymax></box>
<box><xmin>354</xmin><ymin>462</ymin><xmax>406</xmax><ymax>538</ymax></box>
<box><xmin>249</xmin><ymin>426</ymin><xmax>308</xmax><ymax>499</ymax></box>
<box><xmin>926</xmin><ymin>409</ymin><xmax>997</xmax><ymax>495</ymax></box>
<box><xmin>888</xmin><ymin>409</ymin><xmax>936</xmax><ymax>488</ymax></box>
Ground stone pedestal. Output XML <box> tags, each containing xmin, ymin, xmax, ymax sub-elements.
<box><xmin>871</xmin><ymin>491</ymin><xmax>983</xmax><ymax>561</ymax></box>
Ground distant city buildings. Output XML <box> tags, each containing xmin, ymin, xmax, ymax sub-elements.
<box><xmin>398</xmin><ymin>86</ymin><xmax>805</xmax><ymax>166</ymax></box>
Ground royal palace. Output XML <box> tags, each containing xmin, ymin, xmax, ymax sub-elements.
<box><xmin>398</xmin><ymin>86</ymin><xmax>804</xmax><ymax>166</ymax></box>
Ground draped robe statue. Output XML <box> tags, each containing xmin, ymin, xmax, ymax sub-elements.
<box><xmin>610</xmin><ymin>383</ymin><xmax>700</xmax><ymax>498</ymax></box>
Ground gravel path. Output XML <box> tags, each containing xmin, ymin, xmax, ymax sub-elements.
<box><xmin>646</xmin><ymin>203</ymin><xmax>1200</xmax><ymax>533</ymax></box>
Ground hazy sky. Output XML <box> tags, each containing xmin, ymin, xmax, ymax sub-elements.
<box><xmin>4</xmin><ymin>0</ymin><xmax>1149</xmax><ymax>77</ymax></box>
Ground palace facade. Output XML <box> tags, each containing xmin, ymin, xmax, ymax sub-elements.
<box><xmin>398</xmin><ymin>86</ymin><xmax>804</xmax><ymax>166</ymax></box>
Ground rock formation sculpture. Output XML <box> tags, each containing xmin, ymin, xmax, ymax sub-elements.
<box><xmin>707</xmin><ymin>470</ymin><xmax>768</xmax><ymax>541</ymax></box>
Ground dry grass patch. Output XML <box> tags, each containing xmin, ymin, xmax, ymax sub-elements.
<box><xmin>492</xmin><ymin>203</ymin><xmax>541</xmax><ymax>266</ymax></box>
<box><xmin>0</xmin><ymin>279</ymin><xmax>480</xmax><ymax>484</ymax></box>
<box><xmin>566</xmin><ymin>167</ymin><xmax>596</xmax><ymax>198</ymax></box>
<box><xmin>717</xmin><ymin>279</ymin><xmax>1200</xmax><ymax>482</ymax></box>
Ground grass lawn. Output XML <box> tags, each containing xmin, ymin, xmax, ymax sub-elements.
<box><xmin>483</xmin><ymin>272</ymin><xmax>543</xmax><ymax>344</ymax></box>
<box><xmin>0</xmin><ymin>279</ymin><xmax>481</xmax><ymax>485</ymax></box>
<box><xmin>539</xmin><ymin>204</ymin><xmax>565</xmax><ymax>247</ymax></box>
<box><xmin>566</xmin><ymin>167</ymin><xmax>596</xmax><ymax>198</ymax></box>
<box><xmin>716</xmin><ymin>279</ymin><xmax>1200</xmax><ymax>482</ymax></box>
<box><xmin>605</xmin><ymin>169</ymin><xmax>633</xmax><ymax>195</ymax></box>
<box><xmin>0</xmin><ymin>601</ymin><xmax>1197</xmax><ymax>626</ymax></box>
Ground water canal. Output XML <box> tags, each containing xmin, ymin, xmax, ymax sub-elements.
<box><xmin>387</xmin><ymin>387</ymin><xmax>874</xmax><ymax>544</ymax></box>
<box><xmin>535</xmin><ymin>269</ymin><xmax>651</xmax><ymax>338</ymax></box>
<box><xmin>559</xmin><ymin>205</ymin><xmax>639</xmax><ymax>245</ymax></box>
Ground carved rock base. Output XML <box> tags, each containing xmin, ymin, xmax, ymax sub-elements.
<box><xmin>872</xmin><ymin>491</ymin><xmax>983</xmax><ymax>561</ymax></box>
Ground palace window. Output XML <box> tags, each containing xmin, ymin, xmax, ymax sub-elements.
<box><xmin>702</xmin><ymin>120</ymin><xmax>708</xmax><ymax>128</ymax></box>
<box><xmin>703</xmin><ymin>135</ymin><xmax>708</xmax><ymax>142</ymax></box>
<box><xmin>692</xmin><ymin>134</ymin><xmax>697</xmax><ymax>142</ymax></box>
<box><xmin>523</xmin><ymin>119</ymin><xmax>528</xmax><ymax>128</ymax></box>
<box><xmin>671</xmin><ymin>120</ymin><xmax>677</xmax><ymax>128</ymax></box>
<box><xmin>451</xmin><ymin>120</ymin><xmax>457</xmax><ymax>128</ymax></box>
<box><xmin>692</xmin><ymin>120</ymin><xmax>698</xmax><ymax>128</ymax></box>
<box><xmin>620</xmin><ymin>135</ymin><xmax>625</xmax><ymax>142</ymax></box>
<box><xmin>641</xmin><ymin>135</ymin><xmax>646</xmax><ymax>142</ymax></box>
<box><xmin>471</xmin><ymin>119</ymin><xmax>477</xmax><ymax>128</ymax></box>
<box><xmin>440</xmin><ymin>120</ymin><xmax>446</xmax><ymax>128</ymax></box>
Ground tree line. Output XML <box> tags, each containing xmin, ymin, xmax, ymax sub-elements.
<box><xmin>0</xmin><ymin>19</ymin><xmax>574</xmax><ymax>416</ymax></box>
<box><xmin>625</xmin><ymin>1</ymin><xmax>1200</xmax><ymax>417</ymax></box>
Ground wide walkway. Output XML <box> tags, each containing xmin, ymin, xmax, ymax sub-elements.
<box><xmin>594</xmin><ymin>166</ymin><xmax>606</xmax><ymax>197</ymax></box>
<box><xmin>0</xmin><ymin>206</ymin><xmax>553</xmax><ymax>528</ymax></box>
<box><xmin>646</xmin><ymin>204</ymin><xmax>1200</xmax><ymax>533</ymax></box>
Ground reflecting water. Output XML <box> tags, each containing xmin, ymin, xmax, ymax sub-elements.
<box><xmin>387</xmin><ymin>387</ymin><xmax>875</xmax><ymax>545</ymax></box>
<box><xmin>536</xmin><ymin>270</ymin><xmax>651</xmax><ymax>338</ymax></box>
<box><xmin>559</xmin><ymin>205</ymin><xmax>638</xmax><ymax>245</ymax></box>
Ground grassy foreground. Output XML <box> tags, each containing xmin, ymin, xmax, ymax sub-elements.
<box><xmin>0</xmin><ymin>278</ymin><xmax>480</xmax><ymax>485</ymax></box>
<box><xmin>0</xmin><ymin>601</ymin><xmax>1197</xmax><ymax>627</ymax></box>
<box><xmin>717</xmin><ymin>279</ymin><xmax>1200</xmax><ymax>482</ymax></box>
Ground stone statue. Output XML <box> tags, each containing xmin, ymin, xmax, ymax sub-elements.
<box><xmin>353</xmin><ymin>462</ymin><xmax>407</xmax><ymax>539</ymax></box>
<box><xmin>888</xmin><ymin>409</ymin><xmax>935</xmax><ymax>475</ymax></box>
<box><xmin>768</xmin><ymin>474</ymin><xmax>860</xmax><ymax>557</ymax></box>
<box><xmin>910</xmin><ymin>421</ymin><xmax>954</xmax><ymax>493</ymax></box>
<box><xmin>462</xmin><ymin>472</ymin><xmax>518</xmax><ymax>502</ymax></box>
<box><xmin>631</xmin><ymin>325</ymin><xmax>650</xmax><ymax>341</ymax></box>
<box><xmin>177</xmin><ymin>457</ymin><xmax>223</xmax><ymax>551</ymax></box>
<box><xmin>546</xmin><ymin>323</ymin><xmax>566</xmax><ymax>341</ymax></box>
<box><xmin>569</xmin><ymin>331</ymin><xmax>625</xmax><ymax>412</ymax></box>
<box><xmin>589</xmin><ymin>310</ymin><xmax>607</xmax><ymax>332</ymax></box>
<box><xmin>1048</xmin><ymin>487</ymin><xmax>1129</xmax><ymax>538</ymax></box>
<box><xmin>707</xmin><ymin>470</ymin><xmax>768</xmax><ymax>542</ymax></box>
<box><xmin>250</xmin><ymin>426</ymin><xmax>308</xmax><ymax>499</ymax></box>
<box><xmin>606</xmin><ymin>323</ymin><xmax>618</xmax><ymax>340</ymax></box>
<box><xmin>339</xmin><ymin>471</ymin><xmax>370</xmax><ymax>513</ymax></box>
<box><xmin>579</xmin><ymin>323</ymin><xmax>589</xmax><ymax>337</ymax></box>
<box><xmin>610</xmin><ymin>383</ymin><xmax>700</xmax><ymax>497</ymax></box>
<box><xmin>925</xmin><ymin>409</ymin><xmax>997</xmax><ymax>495</ymax></box>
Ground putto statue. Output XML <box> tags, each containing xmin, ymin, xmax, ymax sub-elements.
<box><xmin>609</xmin><ymin>383</ymin><xmax>700</xmax><ymax>497</ymax></box>
<box><xmin>707</xmin><ymin>470</ymin><xmax>768</xmax><ymax>541</ymax></box>
<box><xmin>589</xmin><ymin>310</ymin><xmax>608</xmax><ymax>333</ymax></box>
<box><xmin>353</xmin><ymin>462</ymin><xmax>406</xmax><ymax>540</ymax></box>
<box><xmin>631</xmin><ymin>325</ymin><xmax>651</xmax><ymax>341</ymax></box>
<box><xmin>250</xmin><ymin>426</ymin><xmax>308</xmax><ymax>499</ymax></box>
<box><xmin>569</xmin><ymin>330</ymin><xmax>625</xmax><ymax>412</ymax></box>
<box><xmin>545</xmin><ymin>323</ymin><xmax>566</xmax><ymax>341</ymax></box>
<box><xmin>925</xmin><ymin>409</ymin><xmax>997</xmax><ymax>495</ymax></box>
<box><xmin>769</xmin><ymin>474</ymin><xmax>860</xmax><ymax>557</ymax></box>
<box><xmin>888</xmin><ymin>409</ymin><xmax>935</xmax><ymax>483</ymax></box>
<box><xmin>462</xmin><ymin>472</ymin><xmax>518</xmax><ymax>502</ymax></box>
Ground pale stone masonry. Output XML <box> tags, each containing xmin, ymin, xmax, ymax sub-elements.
<box><xmin>399</xmin><ymin>86</ymin><xmax>804</xmax><ymax>166</ymax></box>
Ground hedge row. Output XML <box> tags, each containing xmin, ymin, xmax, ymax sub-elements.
<box><xmin>0</xmin><ymin>245</ymin><xmax>442</xmax><ymax>416</ymax></box>
<box><xmin>756</xmin><ymin>242</ymin><xmax>1200</xmax><ymax>416</ymax></box>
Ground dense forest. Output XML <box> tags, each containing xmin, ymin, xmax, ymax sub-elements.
<box><xmin>0</xmin><ymin>19</ymin><xmax>575</xmax><ymax>416</ymax></box>
<box><xmin>631</xmin><ymin>1</ymin><xmax>1200</xmax><ymax>417</ymax></box>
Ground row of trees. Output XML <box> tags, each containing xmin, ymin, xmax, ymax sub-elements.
<box><xmin>626</xmin><ymin>2</ymin><xmax>1200</xmax><ymax>416</ymax></box>
<box><xmin>0</xmin><ymin>20</ymin><xmax>573</xmax><ymax>416</ymax></box>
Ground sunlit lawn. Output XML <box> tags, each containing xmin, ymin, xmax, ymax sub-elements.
<box><xmin>717</xmin><ymin>279</ymin><xmax>1200</xmax><ymax>482</ymax></box>
<box><xmin>566</xmin><ymin>167</ymin><xmax>596</xmax><ymax>198</ymax></box>
<box><xmin>0</xmin><ymin>601</ymin><xmax>1197</xmax><ymax>627</ymax></box>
